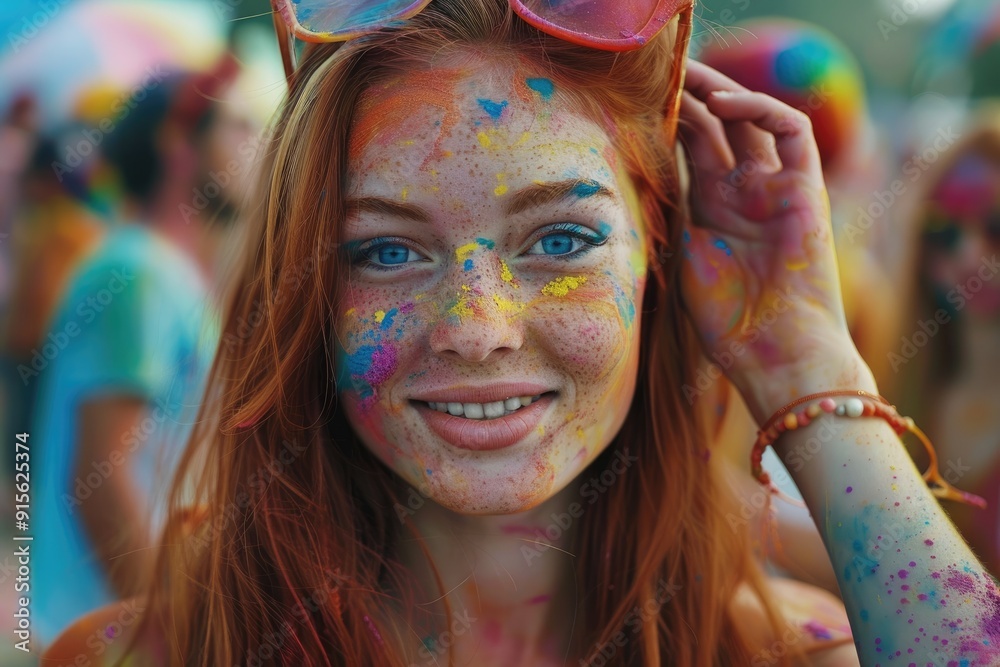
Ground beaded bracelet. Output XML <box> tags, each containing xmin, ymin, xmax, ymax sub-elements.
<box><xmin>751</xmin><ymin>390</ymin><xmax>987</xmax><ymax>509</ymax></box>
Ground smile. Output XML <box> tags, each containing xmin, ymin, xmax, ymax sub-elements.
<box><xmin>412</xmin><ymin>391</ymin><xmax>556</xmax><ymax>451</ymax></box>
<box><xmin>424</xmin><ymin>395</ymin><xmax>543</xmax><ymax>420</ymax></box>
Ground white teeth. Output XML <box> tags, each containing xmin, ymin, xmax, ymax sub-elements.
<box><xmin>426</xmin><ymin>395</ymin><xmax>543</xmax><ymax>420</ymax></box>
<box><xmin>483</xmin><ymin>401</ymin><xmax>505</xmax><ymax>419</ymax></box>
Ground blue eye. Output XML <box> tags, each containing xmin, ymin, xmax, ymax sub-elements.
<box><xmin>525</xmin><ymin>223</ymin><xmax>608</xmax><ymax>258</ymax></box>
<box><xmin>349</xmin><ymin>237</ymin><xmax>426</xmax><ymax>270</ymax></box>
<box><xmin>375</xmin><ymin>244</ymin><xmax>415</xmax><ymax>265</ymax></box>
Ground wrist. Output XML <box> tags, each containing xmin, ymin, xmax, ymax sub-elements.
<box><xmin>735</xmin><ymin>349</ymin><xmax>878</xmax><ymax>427</ymax></box>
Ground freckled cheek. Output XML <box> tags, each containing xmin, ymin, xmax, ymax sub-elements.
<box><xmin>528</xmin><ymin>289</ymin><xmax>633</xmax><ymax>386</ymax></box>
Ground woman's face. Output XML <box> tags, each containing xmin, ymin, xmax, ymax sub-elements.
<box><xmin>336</xmin><ymin>59</ymin><xmax>649</xmax><ymax>513</ymax></box>
<box><xmin>923</xmin><ymin>152</ymin><xmax>1000</xmax><ymax>319</ymax></box>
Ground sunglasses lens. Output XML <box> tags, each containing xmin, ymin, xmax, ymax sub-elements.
<box><xmin>286</xmin><ymin>0</ymin><xmax>431</xmax><ymax>39</ymax></box>
<box><xmin>514</xmin><ymin>0</ymin><xmax>682</xmax><ymax>46</ymax></box>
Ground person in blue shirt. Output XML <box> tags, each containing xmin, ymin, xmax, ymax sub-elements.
<box><xmin>31</xmin><ymin>55</ymin><xmax>250</xmax><ymax>646</ymax></box>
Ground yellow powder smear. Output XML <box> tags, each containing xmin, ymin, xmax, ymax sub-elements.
<box><xmin>492</xmin><ymin>294</ymin><xmax>523</xmax><ymax>314</ymax></box>
<box><xmin>401</xmin><ymin>186</ymin><xmax>409</xmax><ymax>201</ymax></box>
<box><xmin>455</xmin><ymin>243</ymin><xmax>480</xmax><ymax>262</ymax></box>
<box><xmin>541</xmin><ymin>275</ymin><xmax>588</xmax><ymax>297</ymax></box>
<box><xmin>576</xmin><ymin>427</ymin><xmax>585</xmax><ymax>439</ymax></box>
<box><xmin>477</xmin><ymin>131</ymin><xmax>491</xmax><ymax>148</ymax></box>
<box><xmin>499</xmin><ymin>259</ymin><xmax>515</xmax><ymax>284</ymax></box>
<box><xmin>374</xmin><ymin>310</ymin><xmax>386</xmax><ymax>324</ymax></box>
<box><xmin>345</xmin><ymin>308</ymin><xmax>356</xmax><ymax>317</ymax></box>
<box><xmin>449</xmin><ymin>298</ymin><xmax>475</xmax><ymax>319</ymax></box>
<box><xmin>785</xmin><ymin>258</ymin><xmax>809</xmax><ymax>271</ymax></box>
<box><xmin>494</xmin><ymin>183</ymin><xmax>508</xmax><ymax>196</ymax></box>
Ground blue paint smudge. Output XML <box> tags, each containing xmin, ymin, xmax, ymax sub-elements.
<box><xmin>611</xmin><ymin>280</ymin><xmax>635</xmax><ymax>330</ymax></box>
<box><xmin>571</xmin><ymin>179</ymin><xmax>603</xmax><ymax>198</ymax></box>
<box><xmin>682</xmin><ymin>229</ymin><xmax>691</xmax><ymax>244</ymax></box>
<box><xmin>598</xmin><ymin>221</ymin><xmax>612</xmax><ymax>236</ymax></box>
<box><xmin>477</xmin><ymin>99</ymin><xmax>508</xmax><ymax>123</ymax></box>
<box><xmin>713</xmin><ymin>238</ymin><xmax>732</xmax><ymax>256</ymax></box>
<box><xmin>525</xmin><ymin>77</ymin><xmax>554</xmax><ymax>100</ymax></box>
<box><xmin>475</xmin><ymin>237</ymin><xmax>495</xmax><ymax>249</ymax></box>
<box><xmin>463</xmin><ymin>259</ymin><xmax>474</xmax><ymax>271</ymax></box>
<box><xmin>380</xmin><ymin>308</ymin><xmax>398</xmax><ymax>330</ymax></box>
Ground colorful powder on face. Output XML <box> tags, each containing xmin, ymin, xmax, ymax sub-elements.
<box><xmin>492</xmin><ymin>294</ymin><xmax>524</xmax><ymax>314</ymax></box>
<box><xmin>477</xmin><ymin>98</ymin><xmax>508</xmax><ymax>123</ymax></box>
<box><xmin>374</xmin><ymin>310</ymin><xmax>386</xmax><ymax>324</ymax></box>
<box><xmin>713</xmin><ymin>238</ymin><xmax>733</xmax><ymax>256</ymax></box>
<box><xmin>598</xmin><ymin>221</ymin><xmax>612</xmax><ymax>236</ymax></box>
<box><xmin>525</xmin><ymin>77</ymin><xmax>554</xmax><ymax>100</ymax></box>
<box><xmin>571</xmin><ymin>179</ymin><xmax>603</xmax><ymax>198</ymax></box>
<box><xmin>456</xmin><ymin>242</ymin><xmax>481</xmax><ymax>262</ymax></box>
<box><xmin>611</xmin><ymin>282</ymin><xmax>636</xmax><ymax>330</ymax></box>
<box><xmin>499</xmin><ymin>259</ymin><xmax>516</xmax><ymax>284</ymax></box>
<box><xmin>541</xmin><ymin>275</ymin><xmax>588</xmax><ymax>297</ymax></box>
<box><xmin>464</xmin><ymin>259</ymin><xmax>474</xmax><ymax>271</ymax></box>
<box><xmin>476</xmin><ymin>237</ymin><xmax>495</xmax><ymax>249</ymax></box>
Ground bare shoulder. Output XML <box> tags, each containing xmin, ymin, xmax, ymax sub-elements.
<box><xmin>733</xmin><ymin>577</ymin><xmax>860</xmax><ymax>667</ymax></box>
<box><xmin>42</xmin><ymin>598</ymin><xmax>168</xmax><ymax>667</ymax></box>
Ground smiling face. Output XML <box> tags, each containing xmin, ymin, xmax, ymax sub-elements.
<box><xmin>335</xmin><ymin>58</ymin><xmax>649</xmax><ymax>513</ymax></box>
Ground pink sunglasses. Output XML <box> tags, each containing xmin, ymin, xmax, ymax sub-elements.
<box><xmin>271</xmin><ymin>0</ymin><xmax>693</xmax><ymax>143</ymax></box>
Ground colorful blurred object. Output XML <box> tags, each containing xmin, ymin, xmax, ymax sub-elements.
<box><xmin>0</xmin><ymin>0</ymin><xmax>226</xmax><ymax>129</ymax></box>
<box><xmin>695</xmin><ymin>18</ymin><xmax>867</xmax><ymax>175</ymax></box>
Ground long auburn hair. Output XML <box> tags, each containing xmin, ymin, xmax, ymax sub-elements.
<box><xmin>136</xmin><ymin>0</ymin><xmax>789</xmax><ymax>664</ymax></box>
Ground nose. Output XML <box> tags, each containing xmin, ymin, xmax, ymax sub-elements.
<box><xmin>429</xmin><ymin>259</ymin><xmax>525</xmax><ymax>363</ymax></box>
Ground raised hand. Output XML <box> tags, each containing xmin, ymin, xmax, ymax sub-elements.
<box><xmin>678</xmin><ymin>60</ymin><xmax>869</xmax><ymax>421</ymax></box>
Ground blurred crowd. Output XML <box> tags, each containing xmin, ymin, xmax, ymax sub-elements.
<box><xmin>0</xmin><ymin>0</ymin><xmax>998</xmax><ymax>657</ymax></box>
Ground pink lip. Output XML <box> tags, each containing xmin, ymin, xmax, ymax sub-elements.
<box><xmin>414</xmin><ymin>393</ymin><xmax>555</xmax><ymax>451</ymax></box>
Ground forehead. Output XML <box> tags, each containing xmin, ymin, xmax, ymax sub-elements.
<box><xmin>347</xmin><ymin>63</ymin><xmax>622</xmax><ymax>190</ymax></box>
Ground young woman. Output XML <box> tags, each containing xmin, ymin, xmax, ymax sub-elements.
<box><xmin>44</xmin><ymin>1</ymin><xmax>997</xmax><ymax>665</ymax></box>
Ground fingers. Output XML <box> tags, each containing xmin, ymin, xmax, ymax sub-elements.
<box><xmin>705</xmin><ymin>90</ymin><xmax>821</xmax><ymax>175</ymax></box>
<box><xmin>683</xmin><ymin>59</ymin><xmax>750</xmax><ymax>101</ymax></box>
<box><xmin>684</xmin><ymin>60</ymin><xmax>821</xmax><ymax>175</ymax></box>
<box><xmin>679</xmin><ymin>91</ymin><xmax>735</xmax><ymax>174</ymax></box>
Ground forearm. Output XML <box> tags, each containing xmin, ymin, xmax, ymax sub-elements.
<box><xmin>79</xmin><ymin>475</ymin><xmax>154</xmax><ymax>597</ymax></box>
<box><xmin>769</xmin><ymin>394</ymin><xmax>997</xmax><ymax>663</ymax></box>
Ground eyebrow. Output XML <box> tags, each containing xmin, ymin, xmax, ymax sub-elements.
<box><xmin>504</xmin><ymin>179</ymin><xmax>616</xmax><ymax>216</ymax></box>
<box><xmin>346</xmin><ymin>196</ymin><xmax>432</xmax><ymax>223</ymax></box>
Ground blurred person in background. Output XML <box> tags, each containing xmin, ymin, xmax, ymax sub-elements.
<box><xmin>693</xmin><ymin>19</ymin><xmax>896</xmax><ymax>593</ymax></box>
<box><xmin>30</xmin><ymin>52</ymin><xmax>254</xmax><ymax>646</ymax></box>
<box><xmin>891</xmin><ymin>107</ymin><xmax>1000</xmax><ymax>578</ymax></box>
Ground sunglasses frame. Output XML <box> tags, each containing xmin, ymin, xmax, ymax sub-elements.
<box><xmin>271</xmin><ymin>0</ymin><xmax>693</xmax><ymax>145</ymax></box>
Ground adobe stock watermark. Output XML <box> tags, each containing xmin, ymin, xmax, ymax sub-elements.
<box><xmin>221</xmin><ymin>236</ymin><xmax>341</xmax><ymax>352</ymax></box>
<box><xmin>843</xmin><ymin>126</ymin><xmax>960</xmax><ymax>245</ymax></box>
<box><xmin>887</xmin><ymin>254</ymin><xmax>1000</xmax><ymax>372</ymax></box>
<box><xmin>579</xmin><ymin>578</ymin><xmax>683</xmax><ymax>667</ymax></box>
<box><xmin>60</xmin><ymin>397</ymin><xmax>176</xmax><ymax>514</ymax></box>
<box><xmin>688</xmin><ymin>0</ymin><xmax>753</xmax><ymax>56</ymax></box>
<box><xmin>179</xmin><ymin>132</ymin><xmax>264</xmax><ymax>224</ymax></box>
<box><xmin>520</xmin><ymin>449</ymin><xmax>639</xmax><ymax>566</ymax></box>
<box><xmin>16</xmin><ymin>266</ymin><xmax>135</xmax><ymax>385</ymax></box>
<box><xmin>409</xmin><ymin>609</ymin><xmax>477</xmax><ymax>667</ymax></box>
<box><xmin>50</xmin><ymin>66</ymin><xmax>170</xmax><ymax>183</ymax></box>
<box><xmin>6</xmin><ymin>0</ymin><xmax>72</xmax><ymax>53</ymax></box>
<box><xmin>682</xmin><ymin>287</ymin><xmax>801</xmax><ymax>405</ymax></box>
<box><xmin>187</xmin><ymin>438</ymin><xmax>310</xmax><ymax>550</ymax></box>
<box><xmin>877</xmin><ymin>0</ymin><xmax>931</xmax><ymax>40</ymax></box>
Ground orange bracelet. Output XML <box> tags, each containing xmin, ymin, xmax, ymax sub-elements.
<box><xmin>751</xmin><ymin>390</ymin><xmax>987</xmax><ymax>509</ymax></box>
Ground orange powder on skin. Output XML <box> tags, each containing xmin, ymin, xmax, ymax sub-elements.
<box><xmin>348</xmin><ymin>68</ymin><xmax>470</xmax><ymax>165</ymax></box>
